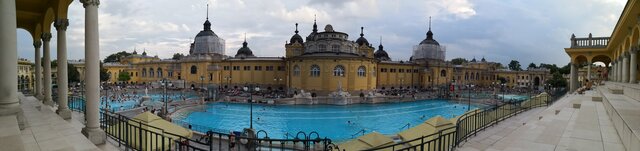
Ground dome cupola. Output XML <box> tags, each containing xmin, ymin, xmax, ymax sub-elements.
<box><xmin>356</xmin><ymin>27</ymin><xmax>369</xmax><ymax>46</ymax></box>
<box><xmin>290</xmin><ymin>23</ymin><xmax>304</xmax><ymax>44</ymax></box>
<box><xmin>235</xmin><ymin>36</ymin><xmax>255</xmax><ymax>58</ymax></box>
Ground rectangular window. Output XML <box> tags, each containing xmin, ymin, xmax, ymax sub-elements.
<box><xmin>224</xmin><ymin>66</ymin><xmax>230</xmax><ymax>70</ymax></box>
<box><xmin>277</xmin><ymin>66</ymin><xmax>285</xmax><ymax>71</ymax></box>
<box><xmin>332</xmin><ymin>45</ymin><xmax>339</xmax><ymax>52</ymax></box>
<box><xmin>233</xmin><ymin>66</ymin><xmax>240</xmax><ymax>70</ymax></box>
<box><xmin>255</xmin><ymin>66</ymin><xmax>262</xmax><ymax>71</ymax></box>
<box><xmin>266</xmin><ymin>66</ymin><xmax>274</xmax><ymax>71</ymax></box>
<box><xmin>399</xmin><ymin>69</ymin><xmax>404</xmax><ymax>73</ymax></box>
<box><xmin>244</xmin><ymin>66</ymin><xmax>251</xmax><ymax>70</ymax></box>
<box><xmin>319</xmin><ymin>45</ymin><xmax>327</xmax><ymax>51</ymax></box>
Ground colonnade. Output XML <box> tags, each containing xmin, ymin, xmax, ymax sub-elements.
<box><xmin>609</xmin><ymin>50</ymin><xmax>638</xmax><ymax>84</ymax></box>
<box><xmin>0</xmin><ymin>0</ymin><xmax>105</xmax><ymax>144</ymax></box>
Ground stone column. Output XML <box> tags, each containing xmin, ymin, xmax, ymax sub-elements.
<box><xmin>611</xmin><ymin>62</ymin><xmax>615</xmax><ymax>81</ymax></box>
<box><xmin>34</xmin><ymin>41</ymin><xmax>42</xmax><ymax>99</ymax></box>
<box><xmin>587</xmin><ymin>61</ymin><xmax>591</xmax><ymax>81</ymax></box>
<box><xmin>619</xmin><ymin>57</ymin><xmax>624</xmax><ymax>82</ymax></box>
<box><xmin>0</xmin><ymin>0</ymin><xmax>26</xmax><ymax>129</ymax></box>
<box><xmin>80</xmin><ymin>0</ymin><xmax>106</xmax><ymax>145</ymax></box>
<box><xmin>631</xmin><ymin>49</ymin><xmax>638</xmax><ymax>83</ymax></box>
<box><xmin>42</xmin><ymin>33</ymin><xmax>53</xmax><ymax>106</ymax></box>
<box><xmin>623</xmin><ymin>52</ymin><xmax>630</xmax><ymax>83</ymax></box>
<box><xmin>570</xmin><ymin>63</ymin><xmax>577</xmax><ymax>92</ymax></box>
<box><xmin>55</xmin><ymin>19</ymin><xmax>71</xmax><ymax>119</ymax></box>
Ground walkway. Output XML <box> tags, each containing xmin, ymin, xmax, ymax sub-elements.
<box><xmin>19</xmin><ymin>96</ymin><xmax>101</xmax><ymax>151</ymax></box>
<box><xmin>457</xmin><ymin>88</ymin><xmax>626</xmax><ymax>151</ymax></box>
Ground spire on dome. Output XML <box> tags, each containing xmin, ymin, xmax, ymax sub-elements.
<box><xmin>312</xmin><ymin>14</ymin><xmax>318</xmax><ymax>33</ymax></box>
<box><xmin>295</xmin><ymin>23</ymin><xmax>299</xmax><ymax>34</ymax></box>
<box><xmin>203</xmin><ymin>4</ymin><xmax>211</xmax><ymax>31</ymax></box>
<box><xmin>360</xmin><ymin>27</ymin><xmax>364</xmax><ymax>37</ymax></box>
<box><xmin>243</xmin><ymin>33</ymin><xmax>247</xmax><ymax>47</ymax></box>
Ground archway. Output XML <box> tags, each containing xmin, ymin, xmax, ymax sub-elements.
<box><xmin>534</xmin><ymin>77</ymin><xmax>540</xmax><ymax>86</ymax></box>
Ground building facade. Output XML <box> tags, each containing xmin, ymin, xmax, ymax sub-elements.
<box><xmin>105</xmin><ymin>17</ymin><xmax>551</xmax><ymax>96</ymax></box>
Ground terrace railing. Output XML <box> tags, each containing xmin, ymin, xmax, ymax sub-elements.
<box><xmin>359</xmin><ymin>88</ymin><xmax>567</xmax><ymax>151</ymax></box>
<box><xmin>570</xmin><ymin>34</ymin><xmax>609</xmax><ymax>48</ymax></box>
<box><xmin>101</xmin><ymin>110</ymin><xmax>336</xmax><ymax>151</ymax></box>
<box><xmin>68</xmin><ymin>95</ymin><xmax>86</xmax><ymax>113</ymax></box>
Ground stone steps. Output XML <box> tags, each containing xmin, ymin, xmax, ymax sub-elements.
<box><xmin>597</xmin><ymin>83</ymin><xmax>640</xmax><ymax>151</ymax></box>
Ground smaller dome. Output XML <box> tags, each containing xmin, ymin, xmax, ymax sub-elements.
<box><xmin>356</xmin><ymin>27</ymin><xmax>369</xmax><ymax>46</ymax></box>
<box><xmin>481</xmin><ymin>57</ymin><xmax>486</xmax><ymax>62</ymax></box>
<box><xmin>290</xmin><ymin>23</ymin><xmax>304</xmax><ymax>44</ymax></box>
<box><xmin>374</xmin><ymin>44</ymin><xmax>390</xmax><ymax>61</ymax></box>
<box><xmin>324</xmin><ymin>24</ymin><xmax>334</xmax><ymax>32</ymax></box>
<box><xmin>235</xmin><ymin>40</ymin><xmax>255</xmax><ymax>58</ymax></box>
<box><xmin>420</xmin><ymin>30</ymin><xmax>439</xmax><ymax>45</ymax></box>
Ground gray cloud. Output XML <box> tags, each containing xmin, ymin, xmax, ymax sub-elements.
<box><xmin>16</xmin><ymin>0</ymin><xmax>624</xmax><ymax>67</ymax></box>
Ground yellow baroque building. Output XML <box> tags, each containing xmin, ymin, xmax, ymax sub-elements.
<box><xmin>105</xmin><ymin>17</ymin><xmax>551</xmax><ymax>96</ymax></box>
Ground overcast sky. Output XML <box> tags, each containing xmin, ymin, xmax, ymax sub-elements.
<box><xmin>16</xmin><ymin>0</ymin><xmax>625</xmax><ymax>66</ymax></box>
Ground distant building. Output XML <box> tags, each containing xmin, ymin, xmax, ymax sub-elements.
<box><xmin>104</xmin><ymin>16</ymin><xmax>551</xmax><ymax>96</ymax></box>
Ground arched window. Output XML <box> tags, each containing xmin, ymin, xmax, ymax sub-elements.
<box><xmin>293</xmin><ymin>65</ymin><xmax>301</xmax><ymax>76</ymax></box>
<box><xmin>334</xmin><ymin>65</ymin><xmax>345</xmax><ymax>76</ymax></box>
<box><xmin>142</xmin><ymin>68</ymin><xmax>146</xmax><ymax>77</ymax></box>
<box><xmin>470</xmin><ymin>72</ymin><xmax>474</xmax><ymax>80</ymax></box>
<box><xmin>357</xmin><ymin>66</ymin><xmax>366</xmax><ymax>77</ymax></box>
<box><xmin>310</xmin><ymin>65</ymin><xmax>320</xmax><ymax>77</ymax></box>
<box><xmin>332</xmin><ymin>45</ymin><xmax>340</xmax><ymax>52</ymax></box>
<box><xmin>149</xmin><ymin>68</ymin><xmax>154</xmax><ymax>77</ymax></box>
<box><xmin>190</xmin><ymin>65</ymin><xmax>197</xmax><ymax>74</ymax></box>
<box><xmin>465</xmin><ymin>72</ymin><xmax>469</xmax><ymax>80</ymax></box>
<box><xmin>319</xmin><ymin>44</ymin><xmax>327</xmax><ymax>51</ymax></box>
<box><xmin>157</xmin><ymin>68</ymin><xmax>163</xmax><ymax>78</ymax></box>
<box><xmin>440</xmin><ymin>70</ymin><xmax>446</xmax><ymax>77</ymax></box>
<box><xmin>476</xmin><ymin>73</ymin><xmax>480</xmax><ymax>80</ymax></box>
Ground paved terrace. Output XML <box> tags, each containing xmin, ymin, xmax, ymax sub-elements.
<box><xmin>457</xmin><ymin>82</ymin><xmax>640</xmax><ymax>151</ymax></box>
<box><xmin>0</xmin><ymin>95</ymin><xmax>120</xmax><ymax>151</ymax></box>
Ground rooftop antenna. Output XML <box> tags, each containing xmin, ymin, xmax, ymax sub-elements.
<box><xmin>206</xmin><ymin>3</ymin><xmax>209</xmax><ymax>20</ymax></box>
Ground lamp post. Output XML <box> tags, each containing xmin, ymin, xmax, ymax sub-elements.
<box><xmin>162</xmin><ymin>78</ymin><xmax>168</xmax><ymax>118</ymax></box>
<box><xmin>274</xmin><ymin>77</ymin><xmax>283</xmax><ymax>97</ymax></box>
<box><xmin>243</xmin><ymin>84</ymin><xmax>260</xmax><ymax>129</ymax></box>
<box><xmin>467</xmin><ymin>83</ymin><xmax>471</xmax><ymax>111</ymax></box>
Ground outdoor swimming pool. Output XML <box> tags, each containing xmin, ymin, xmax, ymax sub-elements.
<box><xmin>497</xmin><ymin>94</ymin><xmax>529</xmax><ymax>102</ymax></box>
<box><xmin>174</xmin><ymin>99</ymin><xmax>479</xmax><ymax>141</ymax></box>
<box><xmin>67</xmin><ymin>91</ymin><xmax>201</xmax><ymax>112</ymax></box>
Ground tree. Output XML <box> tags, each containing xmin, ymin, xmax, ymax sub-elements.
<box><xmin>558</xmin><ymin>63</ymin><xmax>571</xmax><ymax>75</ymax></box>
<box><xmin>508</xmin><ymin>60</ymin><xmax>522</xmax><ymax>71</ymax></box>
<box><xmin>528</xmin><ymin>63</ymin><xmax>537</xmax><ymax>69</ymax></box>
<box><xmin>545</xmin><ymin>72</ymin><xmax>568</xmax><ymax>87</ymax></box>
<box><xmin>497</xmin><ymin>76</ymin><xmax>507</xmax><ymax>84</ymax></box>
<box><xmin>104</xmin><ymin>51</ymin><xmax>132</xmax><ymax>63</ymax></box>
<box><xmin>451</xmin><ymin>58</ymin><xmax>468</xmax><ymax>65</ymax></box>
<box><xmin>172</xmin><ymin>53</ymin><xmax>185</xmax><ymax>60</ymax></box>
<box><xmin>99</xmin><ymin>62</ymin><xmax>110</xmax><ymax>82</ymax></box>
<box><xmin>117</xmin><ymin>72</ymin><xmax>131</xmax><ymax>82</ymax></box>
<box><xmin>68</xmin><ymin>63</ymin><xmax>80</xmax><ymax>83</ymax></box>
<box><xmin>539</xmin><ymin>63</ymin><xmax>559</xmax><ymax>73</ymax></box>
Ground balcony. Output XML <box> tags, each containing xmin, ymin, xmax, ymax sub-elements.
<box><xmin>570</xmin><ymin>33</ymin><xmax>609</xmax><ymax>48</ymax></box>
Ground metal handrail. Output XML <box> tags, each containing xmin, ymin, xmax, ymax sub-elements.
<box><xmin>351</xmin><ymin>129</ymin><xmax>366</xmax><ymax>138</ymax></box>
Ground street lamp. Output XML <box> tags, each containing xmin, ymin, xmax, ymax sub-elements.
<box><xmin>466</xmin><ymin>83</ymin><xmax>472</xmax><ymax>111</ymax></box>
<box><xmin>243</xmin><ymin>84</ymin><xmax>260</xmax><ymax>129</ymax></box>
<box><xmin>274</xmin><ymin>77</ymin><xmax>283</xmax><ymax>98</ymax></box>
<box><xmin>162</xmin><ymin>78</ymin><xmax>168</xmax><ymax>118</ymax></box>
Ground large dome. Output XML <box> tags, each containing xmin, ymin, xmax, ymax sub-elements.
<box><xmin>412</xmin><ymin>24</ymin><xmax>445</xmax><ymax>61</ymax></box>
<box><xmin>190</xmin><ymin>19</ymin><xmax>225</xmax><ymax>56</ymax></box>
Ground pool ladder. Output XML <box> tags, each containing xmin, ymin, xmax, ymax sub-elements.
<box><xmin>351</xmin><ymin>129</ymin><xmax>366</xmax><ymax>138</ymax></box>
<box><xmin>399</xmin><ymin>123</ymin><xmax>411</xmax><ymax>130</ymax></box>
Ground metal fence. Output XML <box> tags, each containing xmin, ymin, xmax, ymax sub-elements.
<box><xmin>360</xmin><ymin>89</ymin><xmax>567</xmax><ymax>151</ymax></box>
<box><xmin>100</xmin><ymin>109</ymin><xmax>336</xmax><ymax>151</ymax></box>
<box><xmin>68</xmin><ymin>95</ymin><xmax>86</xmax><ymax>113</ymax></box>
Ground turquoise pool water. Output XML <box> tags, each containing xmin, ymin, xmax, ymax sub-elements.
<box><xmin>174</xmin><ymin>99</ymin><xmax>478</xmax><ymax>141</ymax></box>
<box><xmin>70</xmin><ymin>92</ymin><xmax>200</xmax><ymax>112</ymax></box>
